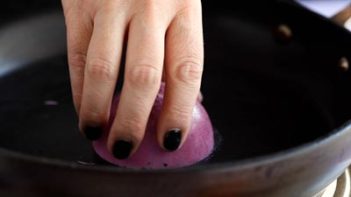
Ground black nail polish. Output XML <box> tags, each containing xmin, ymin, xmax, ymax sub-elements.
<box><xmin>163</xmin><ymin>129</ymin><xmax>182</xmax><ymax>151</ymax></box>
<box><xmin>83</xmin><ymin>126</ymin><xmax>103</xmax><ymax>141</ymax></box>
<box><xmin>113</xmin><ymin>140</ymin><xmax>133</xmax><ymax>159</ymax></box>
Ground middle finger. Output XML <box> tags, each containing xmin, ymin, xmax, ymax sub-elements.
<box><xmin>107</xmin><ymin>8</ymin><xmax>169</xmax><ymax>159</ymax></box>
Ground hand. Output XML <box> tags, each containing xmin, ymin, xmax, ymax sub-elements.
<box><xmin>61</xmin><ymin>0</ymin><xmax>204</xmax><ymax>159</ymax></box>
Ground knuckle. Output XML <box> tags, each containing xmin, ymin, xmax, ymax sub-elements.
<box><xmin>69</xmin><ymin>53</ymin><xmax>86</xmax><ymax>72</ymax></box>
<box><xmin>139</xmin><ymin>0</ymin><xmax>165</xmax><ymax>24</ymax></box>
<box><xmin>174</xmin><ymin>58</ymin><xmax>203</xmax><ymax>85</ymax></box>
<box><xmin>99</xmin><ymin>1</ymin><xmax>120</xmax><ymax>15</ymax></box>
<box><xmin>127</xmin><ymin>64</ymin><xmax>161</xmax><ymax>88</ymax></box>
<box><xmin>86</xmin><ymin>58</ymin><xmax>115</xmax><ymax>81</ymax></box>
<box><xmin>143</xmin><ymin>0</ymin><xmax>159</xmax><ymax>11</ymax></box>
<box><xmin>72</xmin><ymin>91</ymin><xmax>82</xmax><ymax>105</ymax></box>
<box><xmin>180</xmin><ymin>0</ymin><xmax>202</xmax><ymax>11</ymax></box>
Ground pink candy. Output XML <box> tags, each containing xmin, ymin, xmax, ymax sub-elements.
<box><xmin>93</xmin><ymin>84</ymin><xmax>214</xmax><ymax>169</ymax></box>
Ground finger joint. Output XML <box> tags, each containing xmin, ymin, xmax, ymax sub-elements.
<box><xmin>174</xmin><ymin>58</ymin><xmax>203</xmax><ymax>86</ymax></box>
<box><xmin>127</xmin><ymin>64</ymin><xmax>161</xmax><ymax>88</ymax></box>
<box><xmin>86</xmin><ymin>58</ymin><xmax>115</xmax><ymax>81</ymax></box>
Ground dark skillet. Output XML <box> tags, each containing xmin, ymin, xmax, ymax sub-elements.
<box><xmin>0</xmin><ymin>0</ymin><xmax>351</xmax><ymax>196</ymax></box>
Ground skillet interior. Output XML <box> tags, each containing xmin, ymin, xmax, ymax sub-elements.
<box><xmin>0</xmin><ymin>1</ymin><xmax>351</xmax><ymax>167</ymax></box>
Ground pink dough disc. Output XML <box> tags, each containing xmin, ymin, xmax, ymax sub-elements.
<box><xmin>93</xmin><ymin>85</ymin><xmax>214</xmax><ymax>169</ymax></box>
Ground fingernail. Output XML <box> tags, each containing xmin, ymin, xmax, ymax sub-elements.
<box><xmin>112</xmin><ymin>140</ymin><xmax>133</xmax><ymax>159</ymax></box>
<box><xmin>83</xmin><ymin>126</ymin><xmax>103</xmax><ymax>141</ymax></box>
<box><xmin>163</xmin><ymin>129</ymin><xmax>182</xmax><ymax>151</ymax></box>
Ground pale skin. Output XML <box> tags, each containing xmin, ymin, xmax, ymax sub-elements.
<box><xmin>61</xmin><ymin>0</ymin><xmax>204</xmax><ymax>159</ymax></box>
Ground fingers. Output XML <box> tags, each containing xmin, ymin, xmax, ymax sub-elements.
<box><xmin>157</xmin><ymin>2</ymin><xmax>204</xmax><ymax>151</ymax></box>
<box><xmin>79</xmin><ymin>10</ymin><xmax>128</xmax><ymax>140</ymax></box>
<box><xmin>63</xmin><ymin>0</ymin><xmax>204</xmax><ymax>159</ymax></box>
<box><xmin>107</xmin><ymin>11</ymin><xmax>168</xmax><ymax>159</ymax></box>
<box><xmin>63</xmin><ymin>3</ymin><xmax>93</xmax><ymax>114</ymax></box>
